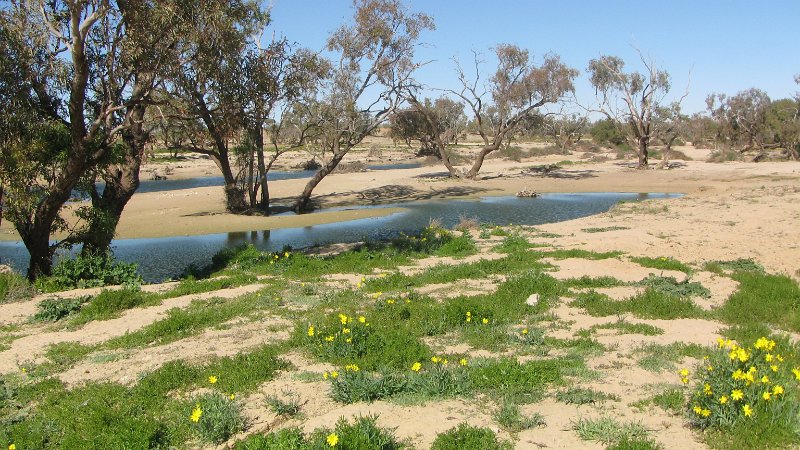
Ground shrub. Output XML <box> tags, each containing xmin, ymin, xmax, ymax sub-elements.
<box><xmin>33</xmin><ymin>296</ymin><xmax>89</xmax><ymax>322</ymax></box>
<box><xmin>37</xmin><ymin>252</ymin><xmax>141</xmax><ymax>292</ymax></box>
<box><xmin>190</xmin><ymin>392</ymin><xmax>244</xmax><ymax>444</ymax></box>
<box><xmin>0</xmin><ymin>272</ymin><xmax>36</xmax><ymax>303</ymax></box>
<box><xmin>326</xmin><ymin>365</ymin><xmax>407</xmax><ymax>404</ymax></box>
<box><xmin>309</xmin><ymin>415</ymin><xmax>407</xmax><ymax>450</ymax></box>
<box><xmin>682</xmin><ymin>337</ymin><xmax>799</xmax><ymax>444</ymax></box>
<box><xmin>431</xmin><ymin>423</ymin><xmax>512</xmax><ymax>450</ymax></box>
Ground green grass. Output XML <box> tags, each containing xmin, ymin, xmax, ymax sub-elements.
<box><xmin>630</xmin><ymin>386</ymin><xmax>684</xmax><ymax>414</ymax></box>
<box><xmin>492</xmin><ymin>234</ymin><xmax>542</xmax><ymax>253</ymax></box>
<box><xmin>715</xmin><ymin>272</ymin><xmax>800</xmax><ymax>332</ymax></box>
<box><xmin>431</xmin><ymin>423</ymin><xmax>512</xmax><ymax>450</ymax></box>
<box><xmin>543</xmin><ymin>249</ymin><xmax>624</xmax><ymax>260</ymax></box>
<box><xmin>0</xmin><ymin>272</ymin><xmax>36</xmax><ymax>303</ymax></box>
<box><xmin>633</xmin><ymin>342</ymin><xmax>707</xmax><ymax>372</ymax></box>
<box><xmin>573</xmin><ymin>288</ymin><xmax>705</xmax><ymax>319</ymax></box>
<box><xmin>581</xmin><ymin>226</ymin><xmax>630</xmax><ymax>233</ymax></box>
<box><xmin>572</xmin><ymin>417</ymin><xmax>651</xmax><ymax>445</ymax></box>
<box><xmin>590</xmin><ymin>319</ymin><xmax>664</xmax><ymax>336</ymax></box>
<box><xmin>20</xmin><ymin>342</ymin><xmax>94</xmax><ymax>377</ymax></box>
<box><xmin>555</xmin><ymin>387</ymin><xmax>620</xmax><ymax>405</ymax></box>
<box><xmin>562</xmin><ymin>275</ymin><xmax>626</xmax><ymax>289</ymax></box>
<box><xmin>494</xmin><ymin>401</ymin><xmax>545</xmax><ymax>432</ymax></box>
<box><xmin>703</xmin><ymin>258</ymin><xmax>765</xmax><ymax>275</ymax></box>
<box><xmin>1</xmin><ymin>345</ymin><xmax>288</xmax><ymax>449</ymax></box>
<box><xmin>468</xmin><ymin>357</ymin><xmax>575</xmax><ymax>402</ymax></box>
<box><xmin>635</xmin><ymin>275</ymin><xmax>710</xmax><ymax>298</ymax></box>
<box><xmin>630</xmin><ymin>256</ymin><xmax>692</xmax><ymax>274</ymax></box>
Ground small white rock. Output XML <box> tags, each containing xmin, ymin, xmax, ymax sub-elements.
<box><xmin>526</xmin><ymin>293</ymin><xmax>539</xmax><ymax>306</ymax></box>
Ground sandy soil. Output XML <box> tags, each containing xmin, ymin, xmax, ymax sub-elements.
<box><xmin>2</xmin><ymin>141</ymin><xmax>800</xmax><ymax>449</ymax></box>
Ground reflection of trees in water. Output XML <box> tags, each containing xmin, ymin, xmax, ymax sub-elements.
<box><xmin>226</xmin><ymin>230</ymin><xmax>271</xmax><ymax>245</ymax></box>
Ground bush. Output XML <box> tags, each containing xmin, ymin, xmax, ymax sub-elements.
<box><xmin>431</xmin><ymin>423</ymin><xmax>511</xmax><ymax>450</ymax></box>
<box><xmin>37</xmin><ymin>252</ymin><xmax>142</xmax><ymax>292</ymax></box>
<box><xmin>32</xmin><ymin>296</ymin><xmax>89</xmax><ymax>322</ymax></box>
<box><xmin>590</xmin><ymin>119</ymin><xmax>625</xmax><ymax>146</ymax></box>
<box><xmin>190</xmin><ymin>392</ymin><xmax>244</xmax><ymax>444</ymax></box>
<box><xmin>236</xmin><ymin>416</ymin><xmax>406</xmax><ymax>450</ymax></box>
<box><xmin>0</xmin><ymin>272</ymin><xmax>36</xmax><ymax>303</ymax></box>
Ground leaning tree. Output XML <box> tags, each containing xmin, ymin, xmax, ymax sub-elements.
<box><xmin>410</xmin><ymin>45</ymin><xmax>577</xmax><ymax>179</ymax></box>
<box><xmin>587</xmin><ymin>52</ymin><xmax>683</xmax><ymax>169</ymax></box>
<box><xmin>292</xmin><ymin>0</ymin><xmax>434</xmax><ymax>212</ymax></box>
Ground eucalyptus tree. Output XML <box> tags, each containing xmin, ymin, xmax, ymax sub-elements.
<box><xmin>162</xmin><ymin>1</ymin><xmax>267</xmax><ymax>213</ymax></box>
<box><xmin>587</xmin><ymin>53</ymin><xmax>680</xmax><ymax>168</ymax></box>
<box><xmin>388</xmin><ymin>97</ymin><xmax>466</xmax><ymax>157</ymax></box>
<box><xmin>0</xmin><ymin>1</ymin><xmax>166</xmax><ymax>279</ymax></box>
<box><xmin>410</xmin><ymin>45</ymin><xmax>577</xmax><ymax>178</ymax></box>
<box><xmin>706</xmin><ymin>88</ymin><xmax>771</xmax><ymax>152</ymax></box>
<box><xmin>292</xmin><ymin>0</ymin><xmax>434</xmax><ymax>212</ymax></box>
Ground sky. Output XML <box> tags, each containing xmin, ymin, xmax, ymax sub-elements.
<box><xmin>266</xmin><ymin>0</ymin><xmax>799</xmax><ymax>115</ymax></box>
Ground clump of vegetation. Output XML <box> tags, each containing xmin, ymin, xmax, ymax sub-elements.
<box><xmin>494</xmin><ymin>400</ymin><xmax>545</xmax><ymax>432</ymax></box>
<box><xmin>190</xmin><ymin>392</ymin><xmax>245</xmax><ymax>444</ymax></box>
<box><xmin>431</xmin><ymin>423</ymin><xmax>512</xmax><ymax>450</ymax></box>
<box><xmin>634</xmin><ymin>342</ymin><xmax>706</xmax><ymax>372</ymax></box>
<box><xmin>264</xmin><ymin>392</ymin><xmax>302</xmax><ymax>417</ymax></box>
<box><xmin>590</xmin><ymin>319</ymin><xmax>664</xmax><ymax>336</ymax></box>
<box><xmin>703</xmin><ymin>258</ymin><xmax>765</xmax><ymax>275</ymax></box>
<box><xmin>32</xmin><ymin>296</ymin><xmax>89</xmax><ymax>322</ymax></box>
<box><xmin>573</xmin><ymin>289</ymin><xmax>704</xmax><ymax>320</ymax></box>
<box><xmin>582</xmin><ymin>226</ymin><xmax>630</xmax><ymax>233</ymax></box>
<box><xmin>556</xmin><ymin>387</ymin><xmax>620</xmax><ymax>405</ymax></box>
<box><xmin>0</xmin><ymin>272</ymin><xmax>36</xmax><ymax>303</ymax></box>
<box><xmin>572</xmin><ymin>416</ymin><xmax>651</xmax><ymax>446</ymax></box>
<box><xmin>715</xmin><ymin>272</ymin><xmax>800</xmax><ymax>332</ymax></box>
<box><xmin>635</xmin><ymin>275</ymin><xmax>710</xmax><ymax>298</ymax></box>
<box><xmin>631</xmin><ymin>387</ymin><xmax>685</xmax><ymax>414</ymax></box>
<box><xmin>630</xmin><ymin>256</ymin><xmax>692</xmax><ymax>274</ymax></box>
<box><xmin>36</xmin><ymin>252</ymin><xmax>142</xmax><ymax>292</ymax></box>
<box><xmin>682</xmin><ymin>337</ymin><xmax>800</xmax><ymax>449</ymax></box>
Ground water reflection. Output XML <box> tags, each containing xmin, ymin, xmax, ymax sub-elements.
<box><xmin>0</xmin><ymin>192</ymin><xmax>680</xmax><ymax>282</ymax></box>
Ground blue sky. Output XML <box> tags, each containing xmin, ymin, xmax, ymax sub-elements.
<box><xmin>267</xmin><ymin>0</ymin><xmax>799</xmax><ymax>114</ymax></box>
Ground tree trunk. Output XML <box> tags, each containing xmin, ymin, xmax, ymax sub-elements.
<box><xmin>464</xmin><ymin>145</ymin><xmax>498</xmax><ymax>179</ymax></box>
<box><xmin>294</xmin><ymin>150</ymin><xmax>347</xmax><ymax>212</ymax></box>
<box><xmin>637</xmin><ymin>138</ymin><xmax>649</xmax><ymax>169</ymax></box>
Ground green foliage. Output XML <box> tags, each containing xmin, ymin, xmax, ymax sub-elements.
<box><xmin>190</xmin><ymin>392</ymin><xmax>244</xmax><ymax>444</ymax></box>
<box><xmin>703</xmin><ymin>258</ymin><xmax>764</xmax><ymax>275</ymax></box>
<box><xmin>468</xmin><ymin>357</ymin><xmax>566</xmax><ymax>401</ymax></box>
<box><xmin>493</xmin><ymin>234</ymin><xmax>536</xmax><ymax>253</ymax></box>
<box><xmin>494</xmin><ymin>401</ymin><xmax>545</xmax><ymax>432</ymax></box>
<box><xmin>327</xmin><ymin>367</ymin><xmax>407</xmax><ymax>404</ymax></box>
<box><xmin>434</xmin><ymin>231</ymin><xmax>478</xmax><ymax>258</ymax></box>
<box><xmin>69</xmin><ymin>288</ymin><xmax>152</xmax><ymax>326</ymax></box>
<box><xmin>606</xmin><ymin>437</ymin><xmax>664</xmax><ymax>450</ymax></box>
<box><xmin>715</xmin><ymin>272</ymin><xmax>800</xmax><ymax>332</ymax></box>
<box><xmin>264</xmin><ymin>393</ymin><xmax>302</xmax><ymax>417</ymax></box>
<box><xmin>572</xmin><ymin>417</ymin><xmax>650</xmax><ymax>445</ymax></box>
<box><xmin>32</xmin><ymin>296</ymin><xmax>88</xmax><ymax>322</ymax></box>
<box><xmin>590</xmin><ymin>119</ymin><xmax>626</xmax><ymax>146</ymax></box>
<box><xmin>631</xmin><ymin>387</ymin><xmax>685</xmax><ymax>414</ymax></box>
<box><xmin>555</xmin><ymin>387</ymin><xmax>620</xmax><ymax>405</ymax></box>
<box><xmin>634</xmin><ymin>342</ymin><xmax>707</xmax><ymax>372</ymax></box>
<box><xmin>234</xmin><ymin>427</ymin><xmax>307</xmax><ymax>450</ymax></box>
<box><xmin>310</xmin><ymin>415</ymin><xmax>407</xmax><ymax>450</ymax></box>
<box><xmin>37</xmin><ymin>252</ymin><xmax>142</xmax><ymax>292</ymax></box>
<box><xmin>0</xmin><ymin>272</ymin><xmax>36</xmax><ymax>303</ymax></box>
<box><xmin>543</xmin><ymin>249</ymin><xmax>624</xmax><ymax>260</ymax></box>
<box><xmin>573</xmin><ymin>289</ymin><xmax>704</xmax><ymax>319</ymax></box>
<box><xmin>630</xmin><ymin>256</ymin><xmax>692</xmax><ymax>274</ymax></box>
<box><xmin>562</xmin><ymin>275</ymin><xmax>625</xmax><ymax>289</ymax></box>
<box><xmin>590</xmin><ymin>319</ymin><xmax>664</xmax><ymax>336</ymax></box>
<box><xmin>581</xmin><ymin>226</ymin><xmax>630</xmax><ymax>233</ymax></box>
<box><xmin>635</xmin><ymin>275</ymin><xmax>710</xmax><ymax>298</ymax></box>
<box><xmin>431</xmin><ymin>423</ymin><xmax>512</xmax><ymax>450</ymax></box>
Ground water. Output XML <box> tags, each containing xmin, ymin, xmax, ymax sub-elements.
<box><xmin>135</xmin><ymin>162</ymin><xmax>421</xmax><ymax>194</ymax></box>
<box><xmin>0</xmin><ymin>192</ymin><xmax>680</xmax><ymax>282</ymax></box>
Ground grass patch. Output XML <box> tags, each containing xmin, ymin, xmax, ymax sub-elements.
<box><xmin>630</xmin><ymin>256</ymin><xmax>692</xmax><ymax>274</ymax></box>
<box><xmin>494</xmin><ymin>401</ymin><xmax>545</xmax><ymax>432</ymax></box>
<box><xmin>543</xmin><ymin>249</ymin><xmax>624</xmax><ymax>260</ymax></box>
<box><xmin>264</xmin><ymin>392</ymin><xmax>302</xmax><ymax>417</ymax></box>
<box><xmin>703</xmin><ymin>258</ymin><xmax>764</xmax><ymax>275</ymax></box>
<box><xmin>235</xmin><ymin>415</ymin><xmax>406</xmax><ymax>449</ymax></box>
<box><xmin>572</xmin><ymin>416</ymin><xmax>651</xmax><ymax>445</ymax></box>
<box><xmin>468</xmin><ymin>357</ymin><xmax>574</xmax><ymax>402</ymax></box>
<box><xmin>190</xmin><ymin>392</ymin><xmax>244</xmax><ymax>444</ymax></box>
<box><xmin>590</xmin><ymin>319</ymin><xmax>664</xmax><ymax>336</ymax></box>
<box><xmin>431</xmin><ymin>423</ymin><xmax>512</xmax><ymax>450</ymax></box>
<box><xmin>493</xmin><ymin>234</ymin><xmax>540</xmax><ymax>253</ymax></box>
<box><xmin>33</xmin><ymin>296</ymin><xmax>89</xmax><ymax>322</ymax></box>
<box><xmin>555</xmin><ymin>387</ymin><xmax>620</xmax><ymax>405</ymax></box>
<box><xmin>630</xmin><ymin>386</ymin><xmax>684</xmax><ymax>414</ymax></box>
<box><xmin>582</xmin><ymin>226</ymin><xmax>630</xmax><ymax>233</ymax></box>
<box><xmin>635</xmin><ymin>275</ymin><xmax>710</xmax><ymax>298</ymax></box>
<box><xmin>0</xmin><ymin>272</ymin><xmax>36</xmax><ymax>303</ymax></box>
<box><xmin>715</xmin><ymin>272</ymin><xmax>800</xmax><ymax>332</ymax></box>
<box><xmin>573</xmin><ymin>289</ymin><xmax>705</xmax><ymax>319</ymax></box>
<box><xmin>633</xmin><ymin>342</ymin><xmax>706</xmax><ymax>372</ymax></box>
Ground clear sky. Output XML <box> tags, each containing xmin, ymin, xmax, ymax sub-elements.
<box><xmin>267</xmin><ymin>0</ymin><xmax>799</xmax><ymax>115</ymax></box>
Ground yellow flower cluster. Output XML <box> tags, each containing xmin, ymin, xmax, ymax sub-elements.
<box><xmin>190</xmin><ymin>404</ymin><xmax>203</xmax><ymax>423</ymax></box>
<box><xmin>344</xmin><ymin>364</ymin><xmax>360</xmax><ymax>372</ymax></box>
<box><xmin>326</xmin><ymin>433</ymin><xmax>339</xmax><ymax>447</ymax></box>
<box><xmin>323</xmin><ymin>371</ymin><xmax>339</xmax><ymax>379</ymax></box>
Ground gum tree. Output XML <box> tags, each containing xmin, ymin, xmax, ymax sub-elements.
<box><xmin>410</xmin><ymin>45</ymin><xmax>577</xmax><ymax>178</ymax></box>
<box><xmin>292</xmin><ymin>0</ymin><xmax>434</xmax><ymax>212</ymax></box>
<box><xmin>587</xmin><ymin>53</ymin><xmax>678</xmax><ymax>168</ymax></box>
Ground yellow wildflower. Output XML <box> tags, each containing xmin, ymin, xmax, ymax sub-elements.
<box><xmin>771</xmin><ymin>365</ymin><xmax>779</xmax><ymax>372</ymax></box>
<box><xmin>308</xmin><ymin>325</ymin><xmax>315</xmax><ymax>337</ymax></box>
<box><xmin>9</xmin><ymin>445</ymin><xmax>16</xmax><ymax>450</ymax></box>
<box><xmin>345</xmin><ymin>338</ymin><xmax>352</xmax><ymax>343</ymax></box>
<box><xmin>743</xmin><ymin>404</ymin><xmax>753</xmax><ymax>417</ymax></box>
<box><xmin>208</xmin><ymin>375</ymin><xmax>218</xmax><ymax>384</ymax></box>
<box><xmin>693</xmin><ymin>405</ymin><xmax>703</xmax><ymax>414</ymax></box>
<box><xmin>442</xmin><ymin>359</ymin><xmax>448</xmax><ymax>365</ymax></box>
<box><xmin>339</xmin><ymin>314</ymin><xmax>348</xmax><ymax>325</ymax></box>
<box><xmin>679</xmin><ymin>368</ymin><xmax>690</xmax><ymax>377</ymax></box>
<box><xmin>411</xmin><ymin>362</ymin><xmax>422</xmax><ymax>372</ymax></box>
<box><xmin>761</xmin><ymin>375</ymin><xmax>770</xmax><ymax>384</ymax></box>
<box><xmin>754</xmin><ymin>337</ymin><xmax>776</xmax><ymax>351</ymax></box>
<box><xmin>459</xmin><ymin>358</ymin><xmax>468</xmax><ymax>366</ymax></box>
<box><xmin>773</xmin><ymin>385</ymin><xmax>784</xmax><ymax>395</ymax></box>
<box><xmin>482</xmin><ymin>318</ymin><xmax>489</xmax><ymax>324</ymax></box>
<box><xmin>793</xmin><ymin>368</ymin><xmax>800</xmax><ymax>381</ymax></box>
<box><xmin>704</xmin><ymin>384</ymin><xmax>713</xmax><ymax>396</ymax></box>
<box><xmin>325</xmin><ymin>335</ymin><xmax>335</xmax><ymax>342</ymax></box>
<box><xmin>345</xmin><ymin>364</ymin><xmax>359</xmax><ymax>372</ymax></box>
<box><xmin>284</xmin><ymin>251</ymin><xmax>290</xmax><ymax>258</ymax></box>
<box><xmin>358</xmin><ymin>316</ymin><xmax>366</xmax><ymax>323</ymax></box>
<box><xmin>371</xmin><ymin>292</ymin><xmax>382</xmax><ymax>299</ymax></box>
<box><xmin>763</xmin><ymin>392</ymin><xmax>772</xmax><ymax>401</ymax></box>
<box><xmin>330</xmin><ymin>371</ymin><xmax>338</xmax><ymax>378</ymax></box>
<box><xmin>701</xmin><ymin>409</ymin><xmax>711</xmax><ymax>417</ymax></box>
<box><xmin>431</xmin><ymin>356</ymin><xmax>441</xmax><ymax>364</ymax></box>
<box><xmin>776</xmin><ymin>354</ymin><xmax>784</xmax><ymax>362</ymax></box>
<box><xmin>719</xmin><ymin>396</ymin><xmax>728</xmax><ymax>404</ymax></box>
<box><xmin>731</xmin><ymin>390</ymin><xmax>744</xmax><ymax>401</ymax></box>
<box><xmin>387</xmin><ymin>299</ymin><xmax>395</xmax><ymax>305</ymax></box>
<box><xmin>342</xmin><ymin>328</ymin><xmax>351</xmax><ymax>334</ymax></box>
<box><xmin>230</xmin><ymin>394</ymin><xmax>235</xmax><ymax>400</ymax></box>
<box><xmin>326</xmin><ymin>433</ymin><xmax>339</xmax><ymax>447</ymax></box>
<box><xmin>522</xmin><ymin>328</ymin><xmax>529</xmax><ymax>335</ymax></box>
<box><xmin>190</xmin><ymin>405</ymin><xmax>203</xmax><ymax>423</ymax></box>
<box><xmin>765</xmin><ymin>353</ymin><xmax>774</xmax><ymax>362</ymax></box>
<box><xmin>323</xmin><ymin>372</ymin><xmax>329</xmax><ymax>379</ymax></box>
<box><xmin>717</xmin><ymin>337</ymin><xmax>725</xmax><ymax>348</ymax></box>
